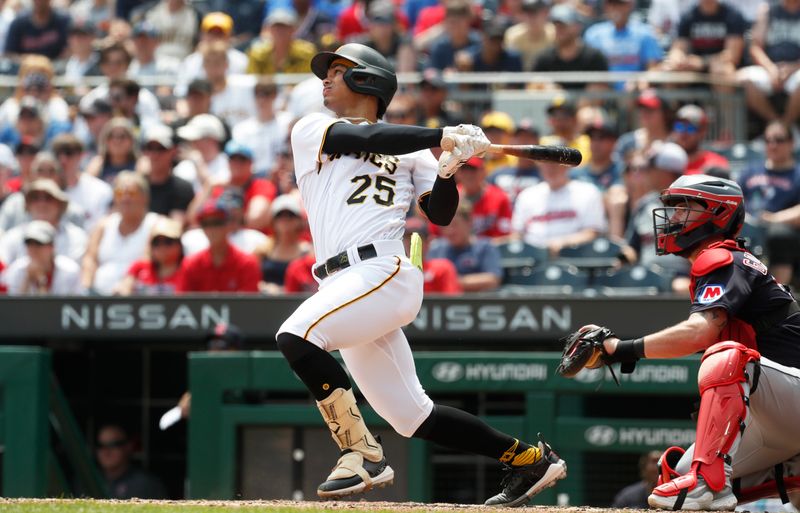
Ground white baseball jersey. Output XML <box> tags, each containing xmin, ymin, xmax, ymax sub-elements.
<box><xmin>512</xmin><ymin>180</ymin><xmax>608</xmax><ymax>245</ymax></box>
<box><xmin>280</xmin><ymin>112</ymin><xmax>441</xmax><ymax>437</ymax></box>
<box><xmin>291</xmin><ymin>112</ymin><xmax>438</xmax><ymax>263</ymax></box>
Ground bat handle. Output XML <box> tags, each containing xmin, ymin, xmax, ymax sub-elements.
<box><xmin>440</xmin><ymin>135</ymin><xmax>455</xmax><ymax>152</ymax></box>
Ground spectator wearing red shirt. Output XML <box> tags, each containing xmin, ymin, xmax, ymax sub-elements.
<box><xmin>284</xmin><ymin>252</ymin><xmax>318</xmax><ymax>294</ymax></box>
<box><xmin>205</xmin><ymin>140</ymin><xmax>276</xmax><ymax>233</ymax></box>
<box><xmin>337</xmin><ymin>0</ymin><xmax>409</xmax><ymax>43</ymax></box>
<box><xmin>404</xmin><ymin>217</ymin><xmax>461</xmax><ymax>295</ymax></box>
<box><xmin>672</xmin><ymin>104</ymin><xmax>729</xmax><ymax>175</ymax></box>
<box><xmin>457</xmin><ymin>156</ymin><xmax>512</xmax><ymax>238</ymax></box>
<box><xmin>176</xmin><ymin>198</ymin><xmax>260</xmax><ymax>293</ymax></box>
<box><xmin>116</xmin><ymin>217</ymin><xmax>184</xmax><ymax>295</ymax></box>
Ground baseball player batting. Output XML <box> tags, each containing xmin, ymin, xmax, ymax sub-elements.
<box><xmin>275</xmin><ymin>43</ymin><xmax>567</xmax><ymax>505</ymax></box>
<box><xmin>558</xmin><ymin>174</ymin><xmax>800</xmax><ymax>510</ymax></box>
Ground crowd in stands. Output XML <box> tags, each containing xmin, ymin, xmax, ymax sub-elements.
<box><xmin>0</xmin><ymin>0</ymin><xmax>799</xmax><ymax>297</ymax></box>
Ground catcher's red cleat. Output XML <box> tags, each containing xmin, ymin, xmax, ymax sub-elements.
<box><xmin>649</xmin><ymin>467</ymin><xmax>736</xmax><ymax>511</ymax></box>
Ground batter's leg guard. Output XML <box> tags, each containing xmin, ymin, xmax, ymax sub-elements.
<box><xmin>316</xmin><ymin>388</ymin><xmax>394</xmax><ymax>498</ymax></box>
<box><xmin>649</xmin><ymin>341</ymin><xmax>760</xmax><ymax>511</ymax></box>
<box><xmin>657</xmin><ymin>446</ymin><xmax>686</xmax><ymax>487</ymax></box>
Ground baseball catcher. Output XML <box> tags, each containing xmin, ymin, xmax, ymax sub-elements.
<box><xmin>559</xmin><ymin>174</ymin><xmax>800</xmax><ymax>510</ymax></box>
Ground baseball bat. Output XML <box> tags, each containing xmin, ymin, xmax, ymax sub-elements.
<box><xmin>441</xmin><ymin>137</ymin><xmax>583</xmax><ymax>167</ymax></box>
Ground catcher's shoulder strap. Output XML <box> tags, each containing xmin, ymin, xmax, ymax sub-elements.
<box><xmin>691</xmin><ymin>241</ymin><xmax>741</xmax><ymax>277</ymax></box>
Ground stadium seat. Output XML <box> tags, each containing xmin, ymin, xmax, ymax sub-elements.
<box><xmin>593</xmin><ymin>264</ymin><xmax>673</xmax><ymax>296</ymax></box>
<box><xmin>557</xmin><ymin>237</ymin><xmax>624</xmax><ymax>270</ymax></box>
<box><xmin>739</xmin><ymin>219</ymin><xmax>766</xmax><ymax>259</ymax></box>
<box><xmin>501</xmin><ymin>263</ymin><xmax>590</xmax><ymax>295</ymax></box>
<box><xmin>496</xmin><ymin>240</ymin><xmax>549</xmax><ymax>284</ymax></box>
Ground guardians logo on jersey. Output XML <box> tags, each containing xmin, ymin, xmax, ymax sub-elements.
<box><xmin>329</xmin><ymin>152</ymin><xmax>400</xmax><ymax>175</ymax></box>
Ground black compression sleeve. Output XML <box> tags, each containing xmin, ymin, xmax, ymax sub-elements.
<box><xmin>323</xmin><ymin>123</ymin><xmax>443</xmax><ymax>155</ymax></box>
<box><xmin>420</xmin><ymin>176</ymin><xmax>459</xmax><ymax>226</ymax></box>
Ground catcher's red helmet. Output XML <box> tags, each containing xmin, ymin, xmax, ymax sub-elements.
<box><xmin>653</xmin><ymin>174</ymin><xmax>745</xmax><ymax>256</ymax></box>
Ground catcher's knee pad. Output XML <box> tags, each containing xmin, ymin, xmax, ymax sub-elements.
<box><xmin>658</xmin><ymin>446</ymin><xmax>687</xmax><ymax>487</ymax></box>
<box><xmin>693</xmin><ymin>341</ymin><xmax>760</xmax><ymax>491</ymax></box>
<box><xmin>317</xmin><ymin>387</ymin><xmax>383</xmax><ymax>463</ymax></box>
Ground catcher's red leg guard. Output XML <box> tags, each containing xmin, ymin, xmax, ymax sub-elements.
<box><xmin>658</xmin><ymin>446</ymin><xmax>686</xmax><ymax>487</ymax></box>
<box><xmin>650</xmin><ymin>341</ymin><xmax>760</xmax><ymax>510</ymax></box>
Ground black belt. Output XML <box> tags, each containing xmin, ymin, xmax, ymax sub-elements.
<box><xmin>314</xmin><ymin>244</ymin><xmax>378</xmax><ymax>280</ymax></box>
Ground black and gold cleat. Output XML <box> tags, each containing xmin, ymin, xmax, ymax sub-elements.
<box><xmin>484</xmin><ymin>433</ymin><xmax>567</xmax><ymax>507</ymax></box>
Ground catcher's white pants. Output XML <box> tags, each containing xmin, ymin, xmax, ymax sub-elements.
<box><xmin>279</xmin><ymin>241</ymin><xmax>434</xmax><ymax>437</ymax></box>
<box><xmin>675</xmin><ymin>358</ymin><xmax>800</xmax><ymax>501</ymax></box>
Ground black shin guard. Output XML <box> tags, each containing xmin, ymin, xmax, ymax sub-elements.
<box><xmin>276</xmin><ymin>332</ymin><xmax>350</xmax><ymax>401</ymax></box>
<box><xmin>412</xmin><ymin>404</ymin><xmax>535</xmax><ymax>464</ymax></box>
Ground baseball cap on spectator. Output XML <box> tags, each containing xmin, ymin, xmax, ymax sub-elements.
<box><xmin>187</xmin><ymin>78</ymin><xmax>213</xmax><ymax>96</ymax></box>
<box><xmin>421</xmin><ymin>68</ymin><xmax>447</xmax><ymax>89</ymax></box>
<box><xmin>584</xmin><ymin>117</ymin><xmax>617</xmax><ymax>138</ymax></box>
<box><xmin>485</xmin><ymin>19</ymin><xmax>508</xmax><ymax>39</ymax></box>
<box><xmin>201</xmin><ymin>12</ymin><xmax>234</xmax><ymax>35</ymax></box>
<box><xmin>143</xmin><ymin>124</ymin><xmax>175</xmax><ymax>149</ymax></box>
<box><xmin>547</xmin><ymin>95</ymin><xmax>576</xmax><ymax>115</ymax></box>
<box><xmin>151</xmin><ymin>216</ymin><xmax>183</xmax><ymax>240</ymax></box>
<box><xmin>197</xmin><ymin>197</ymin><xmax>231</xmax><ymax>223</ymax></box>
<box><xmin>25</xmin><ymin>178</ymin><xmax>69</xmax><ymax>204</ymax></box>
<box><xmin>70</xmin><ymin>19</ymin><xmax>97</xmax><ymax>36</ymax></box>
<box><xmin>23</xmin><ymin>220</ymin><xmax>56</xmax><ymax>245</ymax></box>
<box><xmin>206</xmin><ymin>322</ymin><xmax>244</xmax><ymax>351</ymax></box>
<box><xmin>18</xmin><ymin>96</ymin><xmax>43</xmax><ymax>118</ymax></box>
<box><xmin>177</xmin><ymin>114</ymin><xmax>226</xmax><ymax>142</ymax></box>
<box><xmin>368</xmin><ymin>0</ymin><xmax>396</xmax><ymax>23</ymax></box>
<box><xmin>549</xmin><ymin>4</ymin><xmax>582</xmax><ymax>24</ymax></box>
<box><xmin>647</xmin><ymin>141</ymin><xmax>688</xmax><ymax>174</ymax></box>
<box><xmin>481</xmin><ymin>111</ymin><xmax>515</xmax><ymax>134</ymax></box>
<box><xmin>521</xmin><ymin>0</ymin><xmax>550</xmax><ymax>12</ymax></box>
<box><xmin>445</xmin><ymin>0</ymin><xmax>472</xmax><ymax>17</ymax></box>
<box><xmin>636</xmin><ymin>88</ymin><xmax>664</xmax><ymax>110</ymax></box>
<box><xmin>132</xmin><ymin>21</ymin><xmax>158</xmax><ymax>38</ymax></box>
<box><xmin>224</xmin><ymin>140</ymin><xmax>253</xmax><ymax>160</ymax></box>
<box><xmin>515</xmin><ymin>118</ymin><xmax>539</xmax><ymax>137</ymax></box>
<box><xmin>81</xmin><ymin>98</ymin><xmax>112</xmax><ymax>118</ymax></box>
<box><xmin>675</xmin><ymin>104</ymin><xmax>708</xmax><ymax>128</ymax></box>
<box><xmin>462</xmin><ymin>156</ymin><xmax>484</xmax><ymax>169</ymax></box>
<box><xmin>271</xmin><ymin>194</ymin><xmax>303</xmax><ymax>217</ymax></box>
<box><xmin>266</xmin><ymin>8</ymin><xmax>299</xmax><ymax>26</ymax></box>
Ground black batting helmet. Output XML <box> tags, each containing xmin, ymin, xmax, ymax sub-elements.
<box><xmin>653</xmin><ymin>174</ymin><xmax>745</xmax><ymax>256</ymax></box>
<box><xmin>311</xmin><ymin>43</ymin><xmax>397</xmax><ymax>118</ymax></box>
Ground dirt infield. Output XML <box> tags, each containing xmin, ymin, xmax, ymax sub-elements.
<box><xmin>0</xmin><ymin>498</ymin><xmax>637</xmax><ymax>513</ymax></box>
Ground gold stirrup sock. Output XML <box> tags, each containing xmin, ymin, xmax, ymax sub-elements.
<box><xmin>499</xmin><ymin>438</ymin><xmax>541</xmax><ymax>466</ymax></box>
<box><xmin>317</xmin><ymin>388</ymin><xmax>383</xmax><ymax>463</ymax></box>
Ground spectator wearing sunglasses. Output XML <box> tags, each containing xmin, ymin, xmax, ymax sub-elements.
<box><xmin>116</xmin><ymin>217</ymin><xmax>185</xmax><ymax>296</ymax></box>
<box><xmin>182</xmin><ymin>188</ymin><xmax>268</xmax><ymax>256</ymax></box>
<box><xmin>0</xmin><ymin>178</ymin><xmax>87</xmax><ymax>266</ymax></box>
<box><xmin>94</xmin><ymin>424</ymin><xmax>167</xmax><ymax>499</ymax></box>
<box><xmin>176</xmin><ymin>197</ymin><xmax>260</xmax><ymax>293</ymax></box>
<box><xmin>671</xmin><ymin>104</ymin><xmax>729</xmax><ymax>175</ymax></box>
<box><xmin>1</xmin><ymin>220</ymin><xmax>82</xmax><ymax>295</ymax></box>
<box><xmin>82</xmin><ymin>172</ymin><xmax>160</xmax><ymax>295</ymax></box>
<box><xmin>231</xmin><ymin>79</ymin><xmax>292</xmax><ymax>178</ymax></box>
<box><xmin>738</xmin><ymin>120</ymin><xmax>800</xmax><ymax>287</ymax></box>
<box><xmin>51</xmin><ymin>134</ymin><xmax>112</xmax><ymax>232</ymax></box>
<box><xmin>140</xmin><ymin>125</ymin><xmax>194</xmax><ymax>225</ymax></box>
<box><xmin>0</xmin><ymin>55</ymin><xmax>69</xmax><ymax>128</ymax></box>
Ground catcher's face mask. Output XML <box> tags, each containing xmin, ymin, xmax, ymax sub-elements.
<box><xmin>653</xmin><ymin>196</ymin><xmax>713</xmax><ymax>255</ymax></box>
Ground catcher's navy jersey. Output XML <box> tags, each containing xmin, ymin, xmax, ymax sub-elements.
<box><xmin>690</xmin><ymin>243</ymin><xmax>800</xmax><ymax>368</ymax></box>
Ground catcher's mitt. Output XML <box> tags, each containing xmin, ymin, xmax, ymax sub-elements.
<box><xmin>556</xmin><ymin>326</ymin><xmax>615</xmax><ymax>378</ymax></box>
